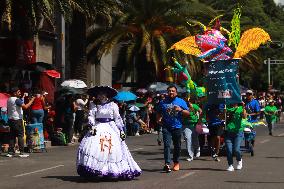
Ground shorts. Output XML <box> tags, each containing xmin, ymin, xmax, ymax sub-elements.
<box><xmin>208</xmin><ymin>125</ymin><xmax>223</xmax><ymax>136</ymax></box>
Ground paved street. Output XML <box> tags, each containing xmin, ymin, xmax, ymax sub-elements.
<box><xmin>1</xmin><ymin>122</ymin><xmax>284</xmax><ymax>189</ymax></box>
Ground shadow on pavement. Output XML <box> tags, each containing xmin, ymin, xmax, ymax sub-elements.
<box><xmin>143</xmin><ymin>144</ymin><xmax>157</xmax><ymax>147</ymax></box>
<box><xmin>142</xmin><ymin>168</ymin><xmax>165</xmax><ymax>173</ymax></box>
<box><xmin>146</xmin><ymin>157</ymin><xmax>164</xmax><ymax>161</ymax></box>
<box><xmin>225</xmin><ymin>181</ymin><xmax>284</xmax><ymax>184</ymax></box>
<box><xmin>43</xmin><ymin>176</ymin><xmax>138</xmax><ymax>183</ymax></box>
<box><xmin>266</xmin><ymin>156</ymin><xmax>284</xmax><ymax>159</ymax></box>
<box><xmin>189</xmin><ymin>168</ymin><xmax>225</xmax><ymax>172</ymax></box>
<box><xmin>136</xmin><ymin>151</ymin><xmax>162</xmax><ymax>155</ymax></box>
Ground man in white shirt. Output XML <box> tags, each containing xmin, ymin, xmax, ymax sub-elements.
<box><xmin>7</xmin><ymin>87</ymin><xmax>34</xmax><ymax>157</ymax></box>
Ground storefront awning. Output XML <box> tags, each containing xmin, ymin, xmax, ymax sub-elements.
<box><xmin>43</xmin><ymin>70</ymin><xmax>61</xmax><ymax>78</ymax></box>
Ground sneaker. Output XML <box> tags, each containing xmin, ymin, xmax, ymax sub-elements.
<box><xmin>19</xmin><ymin>153</ymin><xmax>29</xmax><ymax>158</ymax></box>
<box><xmin>226</xmin><ymin>165</ymin><xmax>234</xmax><ymax>171</ymax></box>
<box><xmin>173</xmin><ymin>163</ymin><xmax>180</xmax><ymax>171</ymax></box>
<box><xmin>72</xmin><ymin>136</ymin><xmax>79</xmax><ymax>140</ymax></box>
<box><xmin>269</xmin><ymin>132</ymin><xmax>272</xmax><ymax>136</ymax></box>
<box><xmin>157</xmin><ymin>140</ymin><xmax>162</xmax><ymax>146</ymax></box>
<box><xmin>195</xmin><ymin>150</ymin><xmax>201</xmax><ymax>158</ymax></box>
<box><xmin>236</xmin><ymin>160</ymin><xmax>242</xmax><ymax>170</ymax></box>
<box><xmin>212</xmin><ymin>154</ymin><xmax>220</xmax><ymax>162</ymax></box>
<box><xmin>163</xmin><ymin>164</ymin><xmax>172</xmax><ymax>173</ymax></box>
<box><xmin>186</xmin><ymin>156</ymin><xmax>194</xmax><ymax>162</ymax></box>
<box><xmin>135</xmin><ymin>132</ymin><xmax>140</xmax><ymax>136</ymax></box>
<box><xmin>6</xmin><ymin>153</ymin><xmax>13</xmax><ymax>158</ymax></box>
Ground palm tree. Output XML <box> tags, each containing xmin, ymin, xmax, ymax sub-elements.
<box><xmin>0</xmin><ymin>0</ymin><xmax>84</xmax><ymax>39</ymax></box>
<box><xmin>87</xmin><ymin>0</ymin><xmax>218</xmax><ymax>85</ymax></box>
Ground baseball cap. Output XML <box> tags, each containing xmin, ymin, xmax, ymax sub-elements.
<box><xmin>42</xmin><ymin>91</ymin><xmax>48</xmax><ymax>95</ymax></box>
<box><xmin>246</xmin><ymin>90</ymin><xmax>253</xmax><ymax>94</ymax></box>
<box><xmin>268</xmin><ymin>99</ymin><xmax>275</xmax><ymax>103</ymax></box>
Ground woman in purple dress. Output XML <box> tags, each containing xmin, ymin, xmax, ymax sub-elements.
<box><xmin>76</xmin><ymin>86</ymin><xmax>141</xmax><ymax>180</ymax></box>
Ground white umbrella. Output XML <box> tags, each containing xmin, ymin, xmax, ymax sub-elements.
<box><xmin>61</xmin><ymin>79</ymin><xmax>87</xmax><ymax>88</ymax></box>
<box><xmin>129</xmin><ymin>105</ymin><xmax>140</xmax><ymax>112</ymax></box>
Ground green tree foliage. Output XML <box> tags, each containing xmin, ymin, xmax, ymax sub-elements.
<box><xmin>87</xmin><ymin>0</ymin><xmax>218</xmax><ymax>84</ymax></box>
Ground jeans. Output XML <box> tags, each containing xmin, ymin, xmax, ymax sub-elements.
<box><xmin>132</xmin><ymin>122</ymin><xmax>140</xmax><ymax>134</ymax></box>
<box><xmin>162</xmin><ymin>127</ymin><xmax>182</xmax><ymax>164</ymax></box>
<box><xmin>8</xmin><ymin>119</ymin><xmax>25</xmax><ymax>153</ymax></box>
<box><xmin>157</xmin><ymin>124</ymin><xmax>163</xmax><ymax>142</ymax></box>
<box><xmin>31</xmin><ymin>109</ymin><xmax>44</xmax><ymax>123</ymax></box>
<box><xmin>183</xmin><ymin>124</ymin><xmax>200</xmax><ymax>158</ymax></box>
<box><xmin>225</xmin><ymin>131</ymin><xmax>243</xmax><ymax>166</ymax></box>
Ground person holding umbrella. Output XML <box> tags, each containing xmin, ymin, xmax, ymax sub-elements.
<box><xmin>76</xmin><ymin>86</ymin><xmax>141</xmax><ymax>180</ymax></box>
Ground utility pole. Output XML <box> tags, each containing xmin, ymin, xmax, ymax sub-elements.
<box><xmin>264</xmin><ymin>59</ymin><xmax>284</xmax><ymax>87</ymax></box>
<box><xmin>55</xmin><ymin>13</ymin><xmax>65</xmax><ymax>82</ymax></box>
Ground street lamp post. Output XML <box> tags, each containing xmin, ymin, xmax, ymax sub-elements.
<box><xmin>264</xmin><ymin>58</ymin><xmax>284</xmax><ymax>86</ymax></box>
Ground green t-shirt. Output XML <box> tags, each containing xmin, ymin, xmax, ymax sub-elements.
<box><xmin>183</xmin><ymin>103</ymin><xmax>200</xmax><ymax>128</ymax></box>
<box><xmin>264</xmin><ymin>105</ymin><xmax>278</xmax><ymax>123</ymax></box>
<box><xmin>226</xmin><ymin>106</ymin><xmax>244</xmax><ymax>133</ymax></box>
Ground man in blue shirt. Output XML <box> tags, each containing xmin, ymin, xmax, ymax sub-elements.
<box><xmin>157</xmin><ymin>85</ymin><xmax>190</xmax><ymax>172</ymax></box>
<box><xmin>245</xmin><ymin>90</ymin><xmax>260</xmax><ymax>147</ymax></box>
<box><xmin>245</xmin><ymin>90</ymin><xmax>261</xmax><ymax>123</ymax></box>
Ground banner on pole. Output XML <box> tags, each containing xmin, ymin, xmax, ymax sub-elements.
<box><xmin>205</xmin><ymin>59</ymin><xmax>241</xmax><ymax>105</ymax></box>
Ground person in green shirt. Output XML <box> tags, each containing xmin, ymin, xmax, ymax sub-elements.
<box><xmin>264</xmin><ymin>100</ymin><xmax>278</xmax><ymax>136</ymax></box>
<box><xmin>225</xmin><ymin>103</ymin><xmax>247</xmax><ymax>171</ymax></box>
<box><xmin>183</xmin><ymin>98</ymin><xmax>202</xmax><ymax>161</ymax></box>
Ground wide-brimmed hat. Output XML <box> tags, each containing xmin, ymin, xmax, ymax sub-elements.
<box><xmin>88</xmin><ymin>86</ymin><xmax>118</xmax><ymax>98</ymax></box>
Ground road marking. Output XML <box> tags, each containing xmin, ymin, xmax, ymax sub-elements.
<box><xmin>259</xmin><ymin>139</ymin><xmax>270</xmax><ymax>144</ymax></box>
<box><xmin>13</xmin><ymin>165</ymin><xmax>64</xmax><ymax>178</ymax></box>
<box><xmin>176</xmin><ymin>172</ymin><xmax>196</xmax><ymax>180</ymax></box>
<box><xmin>130</xmin><ymin>147</ymin><xmax>143</xmax><ymax>152</ymax></box>
<box><xmin>277</xmin><ymin>132</ymin><xmax>284</xmax><ymax>136</ymax></box>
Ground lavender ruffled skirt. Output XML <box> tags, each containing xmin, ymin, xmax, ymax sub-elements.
<box><xmin>76</xmin><ymin>122</ymin><xmax>141</xmax><ymax>180</ymax></box>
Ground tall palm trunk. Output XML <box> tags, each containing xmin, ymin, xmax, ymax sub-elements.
<box><xmin>70</xmin><ymin>11</ymin><xmax>87</xmax><ymax>82</ymax></box>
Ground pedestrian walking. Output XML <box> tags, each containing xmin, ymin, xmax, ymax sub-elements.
<box><xmin>156</xmin><ymin>85</ymin><xmax>190</xmax><ymax>172</ymax></box>
<box><xmin>206</xmin><ymin>104</ymin><xmax>224</xmax><ymax>162</ymax></box>
<box><xmin>224</xmin><ymin>103</ymin><xmax>247</xmax><ymax>171</ymax></box>
<box><xmin>245</xmin><ymin>90</ymin><xmax>260</xmax><ymax>146</ymax></box>
<box><xmin>77</xmin><ymin>86</ymin><xmax>141</xmax><ymax>180</ymax></box>
<box><xmin>6</xmin><ymin>87</ymin><xmax>35</xmax><ymax>157</ymax></box>
<box><xmin>264</xmin><ymin>100</ymin><xmax>278</xmax><ymax>136</ymax></box>
<box><xmin>183</xmin><ymin>98</ymin><xmax>202</xmax><ymax>161</ymax></box>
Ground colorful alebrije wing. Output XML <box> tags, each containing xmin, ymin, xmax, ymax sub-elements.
<box><xmin>228</xmin><ymin>7</ymin><xmax>241</xmax><ymax>48</ymax></box>
<box><xmin>234</xmin><ymin>28</ymin><xmax>271</xmax><ymax>58</ymax></box>
<box><xmin>168</xmin><ymin>36</ymin><xmax>201</xmax><ymax>56</ymax></box>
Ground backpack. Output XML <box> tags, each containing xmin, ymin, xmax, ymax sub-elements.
<box><xmin>51</xmin><ymin>131</ymin><xmax>67</xmax><ymax>146</ymax></box>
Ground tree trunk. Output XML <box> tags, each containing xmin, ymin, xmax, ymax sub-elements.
<box><xmin>70</xmin><ymin>11</ymin><xmax>87</xmax><ymax>82</ymax></box>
